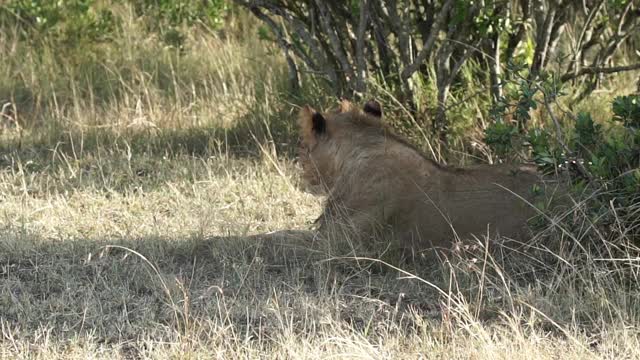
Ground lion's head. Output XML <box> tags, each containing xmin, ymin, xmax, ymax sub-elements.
<box><xmin>296</xmin><ymin>100</ymin><xmax>384</xmax><ymax>194</ymax></box>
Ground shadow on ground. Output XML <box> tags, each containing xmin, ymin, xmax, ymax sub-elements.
<box><xmin>0</xmin><ymin>109</ymin><xmax>303</xmax><ymax>196</ymax></box>
<box><xmin>1</xmin><ymin>110</ymin><xmax>299</xmax><ymax>159</ymax></box>
<box><xmin>0</xmin><ymin>229</ymin><xmax>446</xmax><ymax>345</ymax></box>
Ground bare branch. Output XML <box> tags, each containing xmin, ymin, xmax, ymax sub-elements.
<box><xmin>272</xmin><ymin>5</ymin><xmax>339</xmax><ymax>85</ymax></box>
<box><xmin>561</xmin><ymin>63</ymin><xmax>640</xmax><ymax>82</ymax></box>
<box><xmin>488</xmin><ymin>33</ymin><xmax>502</xmax><ymax>102</ymax></box>
<box><xmin>617</xmin><ymin>0</ymin><xmax>634</xmax><ymax>34</ymax></box>
<box><xmin>313</xmin><ymin>0</ymin><xmax>356</xmax><ymax>89</ymax></box>
<box><xmin>450</xmin><ymin>39</ymin><xmax>484</xmax><ymax>81</ymax></box>
<box><xmin>381</xmin><ymin>0</ymin><xmax>410</xmax><ymax>65</ymax></box>
<box><xmin>577</xmin><ymin>0</ymin><xmax>605</xmax><ymax>51</ymax></box>
<box><xmin>531</xmin><ymin>2</ymin><xmax>557</xmax><ymax>75</ymax></box>
<box><xmin>248</xmin><ymin>6</ymin><xmax>300</xmax><ymax>91</ymax></box>
<box><xmin>355</xmin><ymin>0</ymin><xmax>370</xmax><ymax>94</ymax></box>
<box><xmin>414</xmin><ymin>0</ymin><xmax>435</xmax><ymax>57</ymax></box>
<box><xmin>401</xmin><ymin>0</ymin><xmax>455</xmax><ymax>82</ymax></box>
<box><xmin>569</xmin><ymin>0</ymin><xmax>606</xmax><ymax>78</ymax></box>
<box><xmin>369</xmin><ymin>4</ymin><xmax>395</xmax><ymax>76</ymax></box>
<box><xmin>506</xmin><ymin>0</ymin><xmax>531</xmax><ymax>61</ymax></box>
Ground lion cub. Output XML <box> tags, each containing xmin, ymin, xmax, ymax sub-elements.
<box><xmin>297</xmin><ymin>100</ymin><xmax>540</xmax><ymax>250</ymax></box>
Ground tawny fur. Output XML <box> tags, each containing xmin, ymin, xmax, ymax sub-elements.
<box><xmin>297</xmin><ymin>101</ymin><xmax>540</xmax><ymax>250</ymax></box>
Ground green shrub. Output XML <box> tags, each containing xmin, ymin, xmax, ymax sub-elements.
<box><xmin>1</xmin><ymin>0</ymin><xmax>229</xmax><ymax>49</ymax></box>
<box><xmin>2</xmin><ymin>0</ymin><xmax>118</xmax><ymax>45</ymax></box>
<box><xmin>485</xmin><ymin>72</ymin><xmax>639</xmax><ymax>244</ymax></box>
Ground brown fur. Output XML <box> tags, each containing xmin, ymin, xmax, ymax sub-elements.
<box><xmin>297</xmin><ymin>101</ymin><xmax>540</xmax><ymax>250</ymax></box>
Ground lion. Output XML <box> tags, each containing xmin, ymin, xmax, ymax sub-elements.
<box><xmin>296</xmin><ymin>100</ymin><xmax>541</xmax><ymax>250</ymax></box>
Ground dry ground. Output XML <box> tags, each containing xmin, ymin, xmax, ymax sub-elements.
<box><xmin>5</xmin><ymin>133</ymin><xmax>638</xmax><ymax>359</ymax></box>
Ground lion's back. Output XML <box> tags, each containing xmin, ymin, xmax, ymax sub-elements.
<box><xmin>395</xmin><ymin>163</ymin><xmax>540</xmax><ymax>248</ymax></box>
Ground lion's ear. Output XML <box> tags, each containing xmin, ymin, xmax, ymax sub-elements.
<box><xmin>312</xmin><ymin>112</ymin><xmax>326</xmax><ymax>134</ymax></box>
<box><xmin>339</xmin><ymin>99</ymin><xmax>354</xmax><ymax>113</ymax></box>
<box><xmin>363</xmin><ymin>100</ymin><xmax>382</xmax><ymax>118</ymax></box>
<box><xmin>298</xmin><ymin>105</ymin><xmax>326</xmax><ymax>146</ymax></box>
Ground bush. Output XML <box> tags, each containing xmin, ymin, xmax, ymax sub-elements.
<box><xmin>2</xmin><ymin>0</ymin><xmax>118</xmax><ymax>46</ymax></box>
<box><xmin>237</xmin><ymin>1</ymin><xmax>640</xmax><ymax>143</ymax></box>
<box><xmin>130</xmin><ymin>0</ymin><xmax>228</xmax><ymax>49</ymax></box>
<box><xmin>1</xmin><ymin>0</ymin><xmax>229</xmax><ymax>49</ymax></box>
<box><xmin>485</xmin><ymin>71</ymin><xmax>640</xmax><ymax>245</ymax></box>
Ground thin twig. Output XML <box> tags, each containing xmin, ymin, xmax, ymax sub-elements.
<box><xmin>355</xmin><ymin>0</ymin><xmax>370</xmax><ymax>94</ymax></box>
<box><xmin>541</xmin><ymin>93</ymin><xmax>593</xmax><ymax>181</ymax></box>
<box><xmin>313</xmin><ymin>0</ymin><xmax>355</xmax><ymax>89</ymax></box>
<box><xmin>248</xmin><ymin>6</ymin><xmax>300</xmax><ymax>90</ymax></box>
<box><xmin>401</xmin><ymin>0</ymin><xmax>455</xmax><ymax>81</ymax></box>
<box><xmin>561</xmin><ymin>63</ymin><xmax>640</xmax><ymax>82</ymax></box>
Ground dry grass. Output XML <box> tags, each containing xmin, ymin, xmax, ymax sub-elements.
<box><xmin>1</xmin><ymin>6</ymin><xmax>640</xmax><ymax>359</ymax></box>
